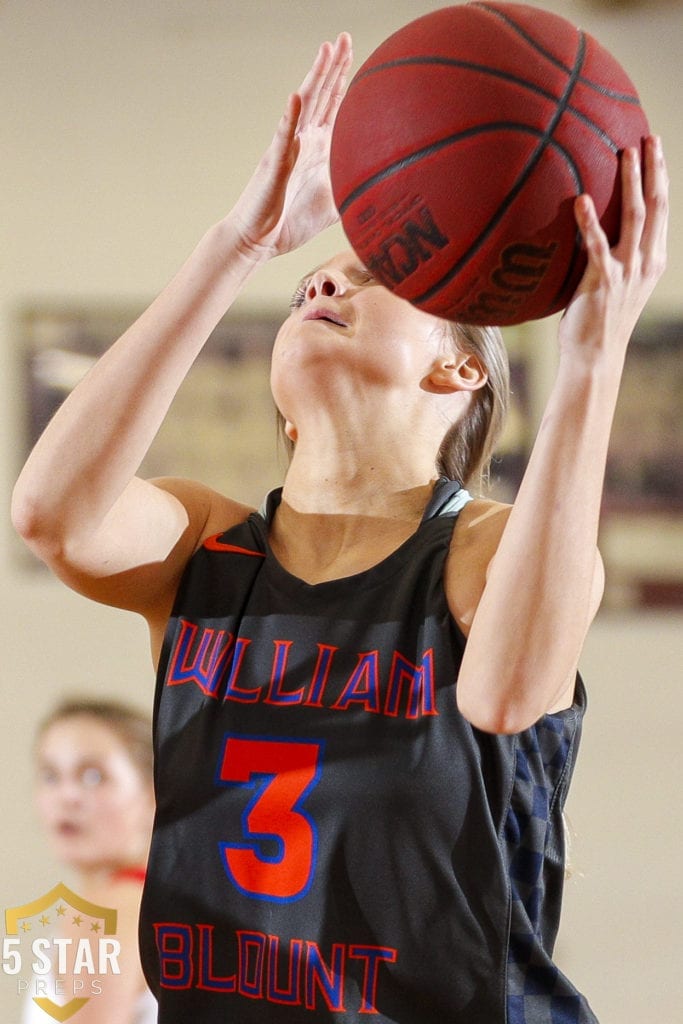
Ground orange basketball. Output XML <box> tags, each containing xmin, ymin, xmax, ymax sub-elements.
<box><xmin>330</xmin><ymin>2</ymin><xmax>649</xmax><ymax>325</ymax></box>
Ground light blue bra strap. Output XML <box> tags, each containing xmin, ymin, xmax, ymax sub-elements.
<box><xmin>257</xmin><ymin>488</ymin><xmax>283</xmax><ymax>522</ymax></box>
<box><xmin>422</xmin><ymin>477</ymin><xmax>473</xmax><ymax>521</ymax></box>
<box><xmin>258</xmin><ymin>481</ymin><xmax>473</xmax><ymax>524</ymax></box>
<box><xmin>434</xmin><ymin>487</ymin><xmax>473</xmax><ymax>517</ymax></box>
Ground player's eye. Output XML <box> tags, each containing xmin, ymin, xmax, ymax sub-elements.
<box><xmin>80</xmin><ymin>765</ymin><xmax>104</xmax><ymax>788</ymax></box>
<box><xmin>289</xmin><ymin>279</ymin><xmax>311</xmax><ymax>310</ymax></box>
<box><xmin>353</xmin><ymin>268</ymin><xmax>375</xmax><ymax>286</ymax></box>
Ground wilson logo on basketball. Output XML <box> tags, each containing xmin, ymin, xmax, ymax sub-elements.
<box><xmin>463</xmin><ymin>241</ymin><xmax>559</xmax><ymax>322</ymax></box>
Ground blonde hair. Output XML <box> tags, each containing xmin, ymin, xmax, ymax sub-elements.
<box><xmin>436</xmin><ymin>322</ymin><xmax>510</xmax><ymax>494</ymax></box>
<box><xmin>276</xmin><ymin>320</ymin><xmax>509</xmax><ymax>495</ymax></box>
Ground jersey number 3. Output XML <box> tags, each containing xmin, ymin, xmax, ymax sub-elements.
<box><xmin>217</xmin><ymin>735</ymin><xmax>323</xmax><ymax>903</ymax></box>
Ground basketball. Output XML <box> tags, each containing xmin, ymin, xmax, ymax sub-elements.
<box><xmin>329</xmin><ymin>2</ymin><xmax>649</xmax><ymax>325</ymax></box>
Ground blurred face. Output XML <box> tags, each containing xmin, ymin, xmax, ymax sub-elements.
<box><xmin>35</xmin><ymin>715</ymin><xmax>153</xmax><ymax>873</ymax></box>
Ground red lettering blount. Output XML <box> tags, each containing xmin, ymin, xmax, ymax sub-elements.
<box><xmin>154</xmin><ymin>923</ymin><xmax>398</xmax><ymax>1014</ymax></box>
<box><xmin>267</xmin><ymin>934</ymin><xmax>304</xmax><ymax>1006</ymax></box>
<box><xmin>154</xmin><ymin>923</ymin><xmax>194</xmax><ymax>989</ymax></box>
<box><xmin>237</xmin><ymin>930</ymin><xmax>267</xmax><ymax>1000</ymax></box>
<box><xmin>196</xmin><ymin>924</ymin><xmax>236</xmax><ymax>992</ymax></box>
<box><xmin>349</xmin><ymin>945</ymin><xmax>399</xmax><ymax>1014</ymax></box>
<box><xmin>304</xmin><ymin>942</ymin><xmax>346</xmax><ymax>1013</ymax></box>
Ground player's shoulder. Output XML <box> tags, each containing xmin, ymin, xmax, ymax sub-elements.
<box><xmin>145</xmin><ymin>478</ymin><xmax>259</xmax><ymax>664</ymax></box>
<box><xmin>150</xmin><ymin>475</ymin><xmax>257</xmax><ymax>553</ymax></box>
<box><xmin>451</xmin><ymin>496</ymin><xmax>512</xmax><ymax>552</ymax></box>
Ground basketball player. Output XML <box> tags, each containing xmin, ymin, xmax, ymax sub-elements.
<box><xmin>12</xmin><ymin>33</ymin><xmax>668</xmax><ymax>1024</ymax></box>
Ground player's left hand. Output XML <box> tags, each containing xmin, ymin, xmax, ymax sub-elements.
<box><xmin>559</xmin><ymin>134</ymin><xmax>668</xmax><ymax>362</ymax></box>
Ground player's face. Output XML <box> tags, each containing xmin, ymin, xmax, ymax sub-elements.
<box><xmin>35</xmin><ymin>716</ymin><xmax>153</xmax><ymax>873</ymax></box>
<box><xmin>271</xmin><ymin>249</ymin><xmax>448</xmax><ymax>417</ymax></box>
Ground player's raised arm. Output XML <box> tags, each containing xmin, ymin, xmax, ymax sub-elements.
<box><xmin>453</xmin><ymin>135</ymin><xmax>669</xmax><ymax>733</ymax></box>
<box><xmin>11</xmin><ymin>34</ymin><xmax>353</xmax><ymax>627</ymax></box>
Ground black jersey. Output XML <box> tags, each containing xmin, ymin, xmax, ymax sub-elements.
<box><xmin>140</xmin><ymin>478</ymin><xmax>597</xmax><ymax>1024</ymax></box>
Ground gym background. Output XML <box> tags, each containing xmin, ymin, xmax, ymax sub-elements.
<box><xmin>1</xmin><ymin>2</ymin><xmax>680</xmax><ymax>1021</ymax></box>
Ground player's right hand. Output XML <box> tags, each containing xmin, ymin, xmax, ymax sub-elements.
<box><xmin>229</xmin><ymin>33</ymin><xmax>353</xmax><ymax>264</ymax></box>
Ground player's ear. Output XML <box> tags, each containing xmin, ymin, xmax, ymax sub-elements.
<box><xmin>284</xmin><ymin>420</ymin><xmax>298</xmax><ymax>442</ymax></box>
<box><xmin>423</xmin><ymin>353</ymin><xmax>488</xmax><ymax>395</ymax></box>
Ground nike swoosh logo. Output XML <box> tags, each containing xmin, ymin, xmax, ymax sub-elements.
<box><xmin>203</xmin><ymin>534</ymin><xmax>266</xmax><ymax>557</ymax></box>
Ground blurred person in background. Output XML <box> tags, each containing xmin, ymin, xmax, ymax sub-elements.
<box><xmin>25</xmin><ymin>698</ymin><xmax>157</xmax><ymax>1024</ymax></box>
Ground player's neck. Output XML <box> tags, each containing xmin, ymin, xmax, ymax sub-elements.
<box><xmin>268</xmin><ymin>488</ymin><xmax>432</xmax><ymax>585</ymax></box>
<box><xmin>281</xmin><ymin>433</ymin><xmax>437</xmax><ymax>519</ymax></box>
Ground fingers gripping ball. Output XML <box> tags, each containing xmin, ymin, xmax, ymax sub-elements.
<box><xmin>330</xmin><ymin>2</ymin><xmax>649</xmax><ymax>325</ymax></box>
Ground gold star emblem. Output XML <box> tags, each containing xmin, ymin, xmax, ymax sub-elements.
<box><xmin>72</xmin><ymin>915</ymin><xmax>83</xmax><ymax>927</ymax></box>
<box><xmin>39</xmin><ymin>914</ymin><xmax>50</xmax><ymax>926</ymax></box>
<box><xmin>90</xmin><ymin>921</ymin><xmax>101</xmax><ymax>933</ymax></box>
<box><xmin>20</xmin><ymin>921</ymin><xmax>31</xmax><ymax>932</ymax></box>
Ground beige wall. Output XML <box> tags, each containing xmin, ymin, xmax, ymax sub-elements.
<box><xmin>1</xmin><ymin>2</ymin><xmax>681</xmax><ymax>1021</ymax></box>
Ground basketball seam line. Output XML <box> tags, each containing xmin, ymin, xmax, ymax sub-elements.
<box><xmin>411</xmin><ymin>32</ymin><xmax>587</xmax><ymax>310</ymax></box>
<box><xmin>351</xmin><ymin>56</ymin><xmax>640</xmax><ymax>109</ymax></box>
<box><xmin>471</xmin><ymin>3</ymin><xmax>642</xmax><ymax>110</ymax></box>
<box><xmin>336</xmin><ymin>123</ymin><xmax>582</xmax><ymax>217</ymax></box>
<box><xmin>471</xmin><ymin>1</ymin><xmax>577</xmax><ymax>78</ymax></box>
